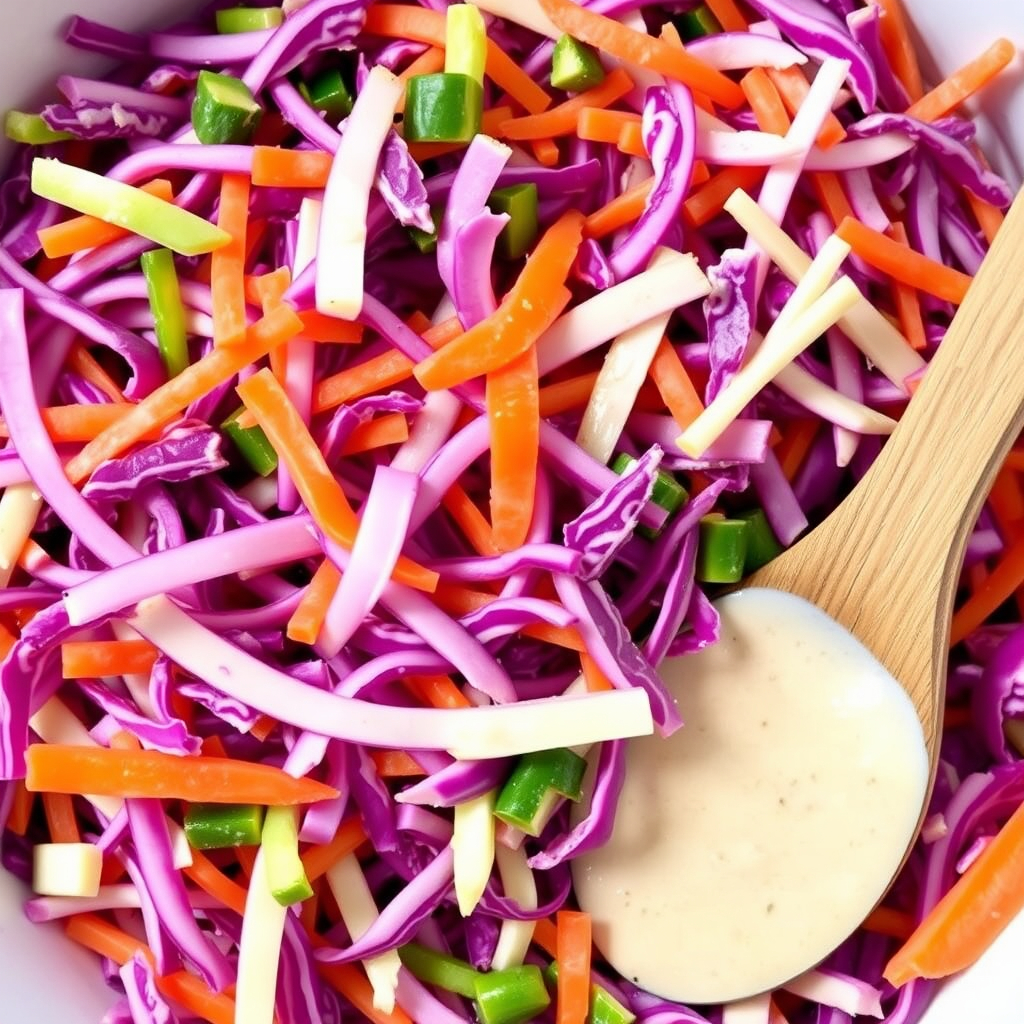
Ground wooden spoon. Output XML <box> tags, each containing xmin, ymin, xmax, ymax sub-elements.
<box><xmin>747</xmin><ymin>184</ymin><xmax>1024</xmax><ymax>774</ymax></box>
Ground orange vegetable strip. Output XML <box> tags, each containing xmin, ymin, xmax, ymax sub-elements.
<box><xmin>811</xmin><ymin>172</ymin><xmax>855</xmax><ymax>228</ymax></box>
<box><xmin>584</xmin><ymin>177</ymin><xmax>653</xmax><ymax>239</ymax></box>
<box><xmin>767</xmin><ymin>67</ymin><xmax>846</xmax><ymax>148</ymax></box>
<box><xmin>705</xmin><ymin>0</ymin><xmax>748</xmax><ymax>31</ymax></box>
<box><xmin>885</xmin><ymin>796</ymin><xmax>1024</xmax><ymax>986</ymax></box>
<box><xmin>556</xmin><ymin>910</ymin><xmax>592</xmax><ymax>1024</ymax></box>
<box><xmin>989</xmin><ymin>467</ymin><xmax>1024</xmax><ymax>541</ymax></box>
<box><xmin>538</xmin><ymin>370</ymin><xmax>602</xmax><ymax>418</ymax></box>
<box><xmin>67</xmin><ymin>344</ymin><xmax>127</xmax><ymax>404</ymax></box>
<box><xmin>649</xmin><ymin>337</ymin><xmax>705</xmax><ymax>430</ymax></box>
<box><xmin>403</xmin><ymin>674</ymin><xmax>473</xmax><ymax>710</ymax></box>
<box><xmin>237</xmin><ymin>369</ymin><xmax>438</xmax><ymax>592</ymax></box>
<box><xmin>683</xmin><ymin>166</ymin><xmax>765</xmax><ymax>227</ymax></box>
<box><xmin>211</xmin><ymin>172</ymin><xmax>250</xmax><ymax>347</ymax></box>
<box><xmin>577</xmin><ymin>107</ymin><xmax>641</xmax><ymax>146</ymax></box>
<box><xmin>65</xmin><ymin>304</ymin><xmax>303</xmax><ymax>484</ymax></box>
<box><xmin>182</xmin><ymin>849</ymin><xmax>249</xmax><ymax>916</ymax></box>
<box><xmin>1003</xmin><ymin>450</ymin><xmax>1024</xmax><ymax>473</ymax></box>
<box><xmin>339</xmin><ymin>413</ymin><xmax>410</xmax><ymax>455</ymax></box>
<box><xmin>7</xmin><ymin>781</ymin><xmax>34</xmax><ymax>836</ymax></box>
<box><xmin>317</xmin><ymin>961</ymin><xmax>415</xmax><ymax>1024</ymax></box>
<box><xmin>580</xmin><ymin>651</ymin><xmax>615</xmax><ymax>692</ymax></box>
<box><xmin>42</xmin><ymin>791</ymin><xmax>81</xmax><ymax>844</ymax></box>
<box><xmin>741</xmin><ymin>67</ymin><xmax>792</xmax><ymax>135</ymax></box>
<box><xmin>250</xmin><ymin>715</ymin><xmax>278</xmax><ymax>742</ymax></box>
<box><xmin>25</xmin><ymin>744</ymin><xmax>338</xmax><ymax>805</ymax></box>
<box><xmin>905</xmin><ymin>38</ymin><xmax>1016</xmax><ymax>123</ymax></box>
<box><xmin>500</xmin><ymin>67</ymin><xmax>634</xmax><ymax>140</ymax></box>
<box><xmin>37</xmin><ymin>179</ymin><xmax>174</xmax><ymax>259</ymax></box>
<box><xmin>532</xmin><ymin>916</ymin><xmax>559</xmax><ymax>957</ymax></box>
<box><xmin>371</xmin><ymin>750</ymin><xmax>426</xmax><ymax>778</ymax></box>
<box><xmin>442</xmin><ymin>483</ymin><xmax>501</xmax><ymax>557</ymax></box>
<box><xmin>407</xmin><ymin>106</ymin><xmax>514</xmax><ymax>162</ymax></box>
<box><xmin>414</xmin><ymin>210</ymin><xmax>583</xmax><ymax>391</ymax></box>
<box><xmin>252</xmin><ymin>146</ymin><xmax>333</xmax><ymax>188</ymax></box>
<box><xmin>297</xmin><ymin>311</ymin><xmax>364</xmax><ymax>344</ymax></box>
<box><xmin>836</xmin><ymin>216</ymin><xmax>974</xmax><ymax>304</ymax></box>
<box><xmin>315</xmin><ymin>350</ymin><xmax>415</xmax><ymax>413</ymax></box>
<box><xmin>951</xmin><ymin>532</ymin><xmax>1024</xmax><ymax>644</ymax></box>
<box><xmin>887</xmin><ymin>223</ymin><xmax>928</xmax><ymax>351</ymax></box>
<box><xmin>965</xmin><ymin>190</ymin><xmax>1004</xmax><ymax>246</ymax></box>
<box><xmin>616</xmin><ymin>120</ymin><xmax>647</xmax><ymax>158</ymax></box>
<box><xmin>62</xmin><ymin>639</ymin><xmax>159</xmax><ymax>678</ymax></box>
<box><xmin>0</xmin><ymin>403</ymin><xmax>132</xmax><ymax>443</ymax></box>
<box><xmin>531</xmin><ymin>137</ymin><xmax>561</xmax><ymax>167</ymax></box>
<box><xmin>363</xmin><ymin>5</ymin><xmax>551</xmax><ymax>114</ymax></box>
<box><xmin>246</xmin><ymin>266</ymin><xmax>292</xmax><ymax>308</ymax></box>
<box><xmin>234</xmin><ymin>844</ymin><xmax>257</xmax><ymax>880</ymax></box>
<box><xmin>301</xmin><ymin>816</ymin><xmax>369</xmax><ymax>882</ymax></box>
<box><xmin>776</xmin><ymin>420</ymin><xmax>819</xmax><ymax>482</ymax></box>
<box><xmin>873</xmin><ymin>0</ymin><xmax>924</xmax><ymax>101</ymax></box>
<box><xmin>160</xmin><ymin>972</ymin><xmax>236</xmax><ymax>1024</ymax></box>
<box><xmin>538</xmin><ymin>0</ymin><xmax>744</xmax><ymax>108</ymax></box>
<box><xmin>487</xmin><ymin>346</ymin><xmax>540</xmax><ymax>551</ymax></box>
<box><xmin>66</xmin><ymin>912</ymin><xmax>144</xmax><ymax>965</ymax></box>
<box><xmin>864</xmin><ymin>906</ymin><xmax>917</xmax><ymax>940</ymax></box>
<box><xmin>287</xmin><ymin>559</ymin><xmax>343</xmax><ymax>645</ymax></box>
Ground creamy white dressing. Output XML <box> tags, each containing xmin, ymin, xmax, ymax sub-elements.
<box><xmin>572</xmin><ymin>588</ymin><xmax>929</xmax><ymax>1005</ymax></box>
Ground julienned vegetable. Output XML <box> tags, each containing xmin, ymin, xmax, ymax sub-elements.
<box><xmin>0</xmin><ymin>3</ymin><xmax>1020</xmax><ymax>1024</ymax></box>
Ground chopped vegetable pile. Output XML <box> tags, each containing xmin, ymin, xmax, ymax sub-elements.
<box><xmin>0</xmin><ymin>1</ymin><xmax>1021</xmax><ymax>1023</ymax></box>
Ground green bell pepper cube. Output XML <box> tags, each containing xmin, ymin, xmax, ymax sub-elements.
<box><xmin>494</xmin><ymin>747</ymin><xmax>587</xmax><ymax>836</ymax></box>
<box><xmin>222</xmin><ymin>406</ymin><xmax>279</xmax><ymax>477</ymax></box>
<box><xmin>407</xmin><ymin>205</ymin><xmax>441</xmax><ymax>254</ymax></box>
<box><xmin>306</xmin><ymin>68</ymin><xmax>354</xmax><ymax>124</ymax></box>
<box><xmin>489</xmin><ymin>183</ymin><xmax>539</xmax><ymax>260</ymax></box>
<box><xmin>192</xmin><ymin>70</ymin><xmax>263</xmax><ymax>145</ymax></box>
<box><xmin>737</xmin><ymin>508</ymin><xmax>783</xmax><ymax>573</ymax></box>
<box><xmin>474</xmin><ymin>966</ymin><xmax>551</xmax><ymax>1024</ymax></box>
<box><xmin>140</xmin><ymin>248</ymin><xmax>190</xmax><ymax>378</ymax></box>
<box><xmin>5</xmin><ymin>111</ymin><xmax>73</xmax><ymax>145</ymax></box>
<box><xmin>674</xmin><ymin>4</ymin><xmax>722</xmax><ymax>40</ymax></box>
<box><xmin>184</xmin><ymin>803</ymin><xmax>265</xmax><ymax>850</ymax></box>
<box><xmin>261</xmin><ymin>805</ymin><xmax>313</xmax><ymax>907</ymax></box>
<box><xmin>399</xmin><ymin>942</ymin><xmax>480</xmax><ymax>998</ymax></box>
<box><xmin>696</xmin><ymin>513</ymin><xmax>750</xmax><ymax>584</ymax></box>
<box><xmin>551</xmin><ymin>34</ymin><xmax>606</xmax><ymax>92</ymax></box>
<box><xmin>215</xmin><ymin>6</ymin><xmax>284</xmax><ymax>33</ymax></box>
<box><xmin>403</xmin><ymin>73</ymin><xmax>483</xmax><ymax>144</ymax></box>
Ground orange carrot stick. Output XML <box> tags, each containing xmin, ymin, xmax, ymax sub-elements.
<box><xmin>339</xmin><ymin>413</ymin><xmax>410</xmax><ymax>455</ymax></box>
<box><xmin>301</xmin><ymin>816</ymin><xmax>369</xmax><ymax>882</ymax></box>
<box><xmin>315</xmin><ymin>350</ymin><xmax>415</xmax><ymax>414</ymax></box>
<box><xmin>442</xmin><ymin>483</ymin><xmax>501</xmax><ymax>557</ymax></box>
<box><xmin>811</xmin><ymin>172</ymin><xmax>855</xmax><ymax>228</ymax></box>
<box><xmin>951</xmin><ymin>532</ymin><xmax>1024</xmax><ymax>644</ymax></box>
<box><xmin>297</xmin><ymin>311</ymin><xmax>364</xmax><ymax>344</ymax></box>
<box><xmin>580</xmin><ymin>651</ymin><xmax>615</xmax><ymax>692</ymax></box>
<box><xmin>487</xmin><ymin>346</ymin><xmax>540</xmax><ymax>551</ymax></box>
<box><xmin>67</xmin><ymin>344</ymin><xmax>127</xmax><ymax>404</ymax></box>
<box><xmin>64</xmin><ymin>304</ymin><xmax>304</xmax><ymax>485</ymax></box>
<box><xmin>584</xmin><ymin>177</ymin><xmax>653</xmax><ymax>239</ymax></box>
<box><xmin>556</xmin><ymin>910</ymin><xmax>592</xmax><ymax>1024</ymax></box>
<box><xmin>397</xmin><ymin>45</ymin><xmax>446</xmax><ymax>111</ymax></box>
<box><xmin>965</xmin><ymin>190</ymin><xmax>1004</xmax><ymax>246</ymax></box>
<box><xmin>539</xmin><ymin>370</ymin><xmax>602</xmax><ymax>418</ymax></box>
<box><xmin>767</xmin><ymin>67</ymin><xmax>846</xmax><ymax>148</ymax></box>
<box><xmin>905</xmin><ymin>39</ymin><xmax>1016</xmax><ymax>123</ymax></box>
<box><xmin>684</xmin><ymin>166</ymin><xmax>765</xmax><ymax>227</ymax></box>
<box><xmin>7</xmin><ymin>781</ymin><xmax>34</xmax><ymax>836</ymax></box>
<box><xmin>26</xmin><ymin>744</ymin><xmax>338</xmax><ymax>806</ymax></box>
<box><xmin>865</xmin><ymin>905</ymin><xmax>916</xmax><ymax>940</ymax></box>
<box><xmin>287</xmin><ymin>559</ymin><xmax>343</xmax><ymax>646</ymax></box>
<box><xmin>776</xmin><ymin>420</ymin><xmax>819</xmax><ymax>482</ymax></box>
<box><xmin>577</xmin><ymin>107</ymin><xmax>641</xmax><ymax>147</ymax></box>
<box><xmin>37</xmin><ymin>179</ymin><xmax>175</xmax><ymax>258</ymax></box>
<box><xmin>836</xmin><ymin>216</ymin><xmax>974</xmax><ymax>304</ymax></box>
<box><xmin>649</xmin><ymin>337</ymin><xmax>705</xmax><ymax>430</ymax></box>
<box><xmin>887</xmin><ymin>222</ymin><xmax>928</xmax><ymax>351</ymax></box>
<box><xmin>42</xmin><ymin>791</ymin><xmax>81</xmax><ymax>844</ymax></box>
<box><xmin>252</xmin><ymin>146</ymin><xmax>333</xmax><ymax>188</ymax></box>
<box><xmin>616</xmin><ymin>120</ymin><xmax>647</xmax><ymax>158</ymax></box>
<box><xmin>874</xmin><ymin>0</ymin><xmax>925</xmax><ymax>101</ymax></box>
<box><xmin>538</xmin><ymin>0</ymin><xmax>744</xmax><ymax>109</ymax></box>
<box><xmin>62</xmin><ymin>639</ymin><xmax>159</xmax><ymax>679</ymax></box>
<box><xmin>531</xmin><ymin>138</ymin><xmax>561</xmax><ymax>167</ymax></box>
<box><xmin>182</xmin><ymin>849</ymin><xmax>249</xmax><ymax>916</ymax></box>
<box><xmin>211</xmin><ymin>172</ymin><xmax>250</xmax><ymax>347</ymax></box>
<box><xmin>403</xmin><ymin>674</ymin><xmax>472</xmax><ymax>710</ymax></box>
<box><xmin>741</xmin><ymin>67</ymin><xmax>791</xmax><ymax>135</ymax></box>
<box><xmin>532</xmin><ymin>915</ymin><xmax>559</xmax><ymax>956</ymax></box>
<box><xmin>0</xmin><ymin>403</ymin><xmax>133</xmax><ymax>444</ymax></box>
<box><xmin>371</xmin><ymin>750</ymin><xmax>426</xmax><ymax>778</ymax></box>
<box><xmin>705</xmin><ymin>0</ymin><xmax>748</xmax><ymax>31</ymax></box>
<box><xmin>237</xmin><ymin>369</ymin><xmax>438</xmax><ymax>592</ymax></box>
<box><xmin>317</xmin><ymin>961</ymin><xmax>415</xmax><ymax>1024</ymax></box>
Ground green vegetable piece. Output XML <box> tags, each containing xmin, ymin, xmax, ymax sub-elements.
<box><xmin>184</xmin><ymin>803</ymin><xmax>264</xmax><ymax>850</ymax></box>
<box><xmin>544</xmin><ymin>963</ymin><xmax>636</xmax><ymax>1024</ymax></box>
<box><xmin>222</xmin><ymin>406</ymin><xmax>279</xmax><ymax>477</ymax></box>
<box><xmin>140</xmin><ymin>248</ymin><xmax>190</xmax><ymax>378</ymax></box>
<box><xmin>191</xmin><ymin>70</ymin><xmax>263</xmax><ymax>146</ymax></box>
<box><xmin>261</xmin><ymin>805</ymin><xmax>313</xmax><ymax>906</ymax></box>
<box><xmin>306</xmin><ymin>68</ymin><xmax>354</xmax><ymax>124</ymax></box>
<box><xmin>31</xmin><ymin>158</ymin><xmax>231</xmax><ymax>257</ymax></box>
<box><xmin>737</xmin><ymin>508</ymin><xmax>783</xmax><ymax>573</ymax></box>
<box><xmin>399</xmin><ymin>942</ymin><xmax>480</xmax><ymax>998</ymax></box>
<box><xmin>215</xmin><ymin>5</ymin><xmax>284</xmax><ymax>32</ymax></box>
<box><xmin>674</xmin><ymin>4</ymin><xmax>722</xmax><ymax>40</ymax></box>
<box><xmin>474</xmin><ymin>965</ymin><xmax>551</xmax><ymax>1024</ymax></box>
<box><xmin>696</xmin><ymin>514</ymin><xmax>749</xmax><ymax>584</ymax></box>
<box><xmin>404</xmin><ymin>73</ymin><xmax>483</xmax><ymax>144</ymax></box>
<box><xmin>407</xmin><ymin>206</ymin><xmax>441</xmax><ymax>254</ymax></box>
<box><xmin>4</xmin><ymin>111</ymin><xmax>72</xmax><ymax>145</ymax></box>
<box><xmin>550</xmin><ymin>34</ymin><xmax>606</xmax><ymax>92</ymax></box>
<box><xmin>445</xmin><ymin>4</ymin><xmax>487</xmax><ymax>86</ymax></box>
<box><xmin>611</xmin><ymin>453</ymin><xmax>688</xmax><ymax>539</ymax></box>
<box><xmin>494</xmin><ymin>747</ymin><xmax>587</xmax><ymax>836</ymax></box>
<box><xmin>489</xmin><ymin>183</ymin><xmax>539</xmax><ymax>260</ymax></box>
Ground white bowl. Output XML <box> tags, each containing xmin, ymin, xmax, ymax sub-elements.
<box><xmin>0</xmin><ymin>1</ymin><xmax>1022</xmax><ymax>1021</ymax></box>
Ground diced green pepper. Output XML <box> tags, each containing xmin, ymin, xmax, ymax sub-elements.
<box><xmin>674</xmin><ymin>4</ymin><xmax>722</xmax><ymax>41</ymax></box>
<box><xmin>261</xmin><ymin>806</ymin><xmax>313</xmax><ymax>906</ymax></box>
<box><xmin>404</xmin><ymin>73</ymin><xmax>483</xmax><ymax>144</ymax></box>
<box><xmin>407</xmin><ymin>206</ymin><xmax>441</xmax><ymax>254</ymax></box>
<box><xmin>222</xmin><ymin>406</ymin><xmax>279</xmax><ymax>477</ymax></box>
<box><xmin>4</xmin><ymin>111</ymin><xmax>72</xmax><ymax>145</ymax></box>
<box><xmin>191</xmin><ymin>70</ymin><xmax>263</xmax><ymax>145</ymax></box>
<box><xmin>494</xmin><ymin>747</ymin><xmax>587</xmax><ymax>836</ymax></box>
<box><xmin>696</xmin><ymin>513</ymin><xmax>749</xmax><ymax>584</ymax></box>
<box><xmin>550</xmin><ymin>34</ymin><xmax>606</xmax><ymax>92</ymax></box>
<box><xmin>444</xmin><ymin>4</ymin><xmax>487</xmax><ymax>86</ymax></box>
<box><xmin>544</xmin><ymin>963</ymin><xmax>636</xmax><ymax>1024</ymax></box>
<box><xmin>215</xmin><ymin>5</ymin><xmax>284</xmax><ymax>33</ymax></box>
<box><xmin>305</xmin><ymin>68</ymin><xmax>354</xmax><ymax>124</ymax></box>
<box><xmin>611</xmin><ymin>453</ymin><xmax>689</xmax><ymax>516</ymax></box>
<box><xmin>737</xmin><ymin>508</ymin><xmax>783</xmax><ymax>573</ymax></box>
<box><xmin>31</xmin><ymin>158</ymin><xmax>231</xmax><ymax>257</ymax></box>
<box><xmin>184</xmin><ymin>803</ymin><xmax>264</xmax><ymax>850</ymax></box>
<box><xmin>489</xmin><ymin>183</ymin><xmax>539</xmax><ymax>260</ymax></box>
<box><xmin>399</xmin><ymin>942</ymin><xmax>480</xmax><ymax>998</ymax></box>
<box><xmin>140</xmin><ymin>248</ymin><xmax>190</xmax><ymax>378</ymax></box>
<box><xmin>474</xmin><ymin>966</ymin><xmax>551</xmax><ymax>1024</ymax></box>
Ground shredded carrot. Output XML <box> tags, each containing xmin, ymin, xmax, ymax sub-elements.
<box><xmin>989</xmin><ymin>467</ymin><xmax>1024</xmax><ymax>541</ymax></box>
<box><xmin>301</xmin><ymin>878</ymin><xmax>321</xmax><ymax>932</ymax></box>
<box><xmin>684</xmin><ymin>166</ymin><xmax>765</xmax><ymax>227</ymax></box>
<box><xmin>487</xmin><ymin>346</ymin><xmax>540</xmax><ymax>552</ymax></box>
<box><xmin>301</xmin><ymin>816</ymin><xmax>368</xmax><ymax>882</ymax></box>
<box><xmin>7</xmin><ymin>781</ymin><xmax>34</xmax><ymax>836</ymax></box>
<box><xmin>649</xmin><ymin>337</ymin><xmax>705</xmax><ymax>430</ymax></box>
<box><xmin>403</xmin><ymin>674</ymin><xmax>472</xmax><ymax>710</ymax></box>
<box><xmin>42</xmin><ymin>791</ymin><xmax>81</xmax><ymax>844</ymax></box>
<box><xmin>340</xmin><ymin>412</ymin><xmax>410</xmax><ymax>455</ymax></box>
<box><xmin>705</xmin><ymin>0</ymin><xmax>747</xmax><ymax>30</ymax></box>
<box><xmin>249</xmin><ymin>715</ymin><xmax>278</xmax><ymax>742</ymax></box>
<box><xmin>211</xmin><ymin>173</ymin><xmax>250</xmax><ymax>347</ymax></box>
<box><xmin>317</xmin><ymin>960</ymin><xmax>414</xmax><ymax>1024</ymax></box>
<box><xmin>37</xmin><ymin>179</ymin><xmax>175</xmax><ymax>259</ymax></box>
<box><xmin>245</xmin><ymin>266</ymin><xmax>292</xmax><ymax>309</ymax></box>
<box><xmin>616</xmin><ymin>120</ymin><xmax>647</xmax><ymax>158</ymax></box>
<box><xmin>371</xmin><ymin>750</ymin><xmax>426</xmax><ymax>778</ymax></box>
<box><xmin>965</xmin><ymin>189</ymin><xmax>1004</xmax><ymax>246</ymax></box>
<box><xmin>580</xmin><ymin>651</ymin><xmax>615</xmax><ymax>692</ymax></box>
<box><xmin>65</xmin><ymin>304</ymin><xmax>303</xmax><ymax>485</ymax></box>
<box><xmin>887</xmin><ymin>222</ymin><xmax>928</xmax><ymax>351</ymax></box>
<box><xmin>66</xmin><ymin>913</ymin><xmax>145</xmax><ymax>966</ymax></box>
<box><xmin>811</xmin><ymin>172</ymin><xmax>855</xmax><ymax>228</ymax></box>
<box><xmin>238</xmin><ymin>369</ymin><xmax>438</xmax><ymax>592</ymax></box>
<box><xmin>287</xmin><ymin>559</ymin><xmax>343</xmax><ymax>646</ymax></box>
<box><xmin>532</xmin><ymin>915</ymin><xmax>559</xmax><ymax>957</ymax></box>
<box><xmin>252</xmin><ymin>146</ymin><xmax>332</xmax><ymax>188</ymax></box>
<box><xmin>776</xmin><ymin>420</ymin><xmax>819</xmax><ymax>482</ymax></box>
<box><xmin>873</xmin><ymin>0</ymin><xmax>925</xmax><ymax>101</ymax></box>
<box><xmin>67</xmin><ymin>344</ymin><xmax>127</xmax><ymax>404</ymax></box>
<box><xmin>885</xmin><ymin>796</ymin><xmax>1024</xmax><ymax>986</ymax></box>
<box><xmin>182</xmin><ymin>848</ymin><xmax>249</xmax><ymax>916</ymax></box>
<box><xmin>442</xmin><ymin>483</ymin><xmax>501</xmax><ymax>557</ymax></box>
<box><xmin>538</xmin><ymin>0</ymin><xmax>743</xmax><ymax>108</ymax></box>
<box><xmin>766</xmin><ymin>67</ymin><xmax>846</xmax><ymax>148</ymax></box>
<box><xmin>397</xmin><ymin>45</ymin><xmax>446</xmax><ymax>114</ymax></box>
<box><xmin>577</xmin><ymin>107</ymin><xmax>640</xmax><ymax>149</ymax></box>
<box><xmin>415</xmin><ymin>211</ymin><xmax>583</xmax><ymax>391</ymax></box>
<box><xmin>0</xmin><ymin>403</ymin><xmax>133</xmax><ymax>444</ymax></box>
<box><xmin>407</xmin><ymin>106</ymin><xmax>514</xmax><ymax>162</ymax></box>
<box><xmin>62</xmin><ymin>639</ymin><xmax>159</xmax><ymax>679</ymax></box>
<box><xmin>234</xmin><ymin>843</ymin><xmax>257</xmax><ymax>880</ymax></box>
<box><xmin>556</xmin><ymin>910</ymin><xmax>592</xmax><ymax>1024</ymax></box>
<box><xmin>584</xmin><ymin>177</ymin><xmax>653</xmax><ymax>239</ymax></box>
<box><xmin>951</xmin><ymin>532</ymin><xmax>1024</xmax><ymax>644</ymax></box>
<box><xmin>297</xmin><ymin>311</ymin><xmax>364</xmax><ymax>344</ymax></box>
<box><xmin>25</xmin><ymin>744</ymin><xmax>338</xmax><ymax>806</ymax></box>
<box><xmin>539</xmin><ymin>370</ymin><xmax>602</xmax><ymax>418</ymax></box>
<box><xmin>363</xmin><ymin>5</ymin><xmax>551</xmax><ymax>114</ymax></box>
<box><xmin>531</xmin><ymin>138</ymin><xmax>561</xmax><ymax>167</ymax></box>
<box><xmin>741</xmin><ymin>67</ymin><xmax>792</xmax><ymax>135</ymax></box>
<box><xmin>1003</xmin><ymin>451</ymin><xmax>1024</xmax><ymax>473</ymax></box>
<box><xmin>836</xmin><ymin>216</ymin><xmax>974</xmax><ymax>304</ymax></box>
<box><xmin>160</xmin><ymin>972</ymin><xmax>237</xmax><ymax>1024</ymax></box>
<box><xmin>906</xmin><ymin>38</ymin><xmax>1016</xmax><ymax>123</ymax></box>
<box><xmin>864</xmin><ymin>905</ymin><xmax>917</xmax><ymax>940</ymax></box>
<box><xmin>315</xmin><ymin>350</ymin><xmax>415</xmax><ymax>413</ymax></box>
<box><xmin>500</xmin><ymin>68</ymin><xmax>634</xmax><ymax>141</ymax></box>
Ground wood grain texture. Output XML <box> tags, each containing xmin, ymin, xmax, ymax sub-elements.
<box><xmin>748</xmin><ymin>185</ymin><xmax>1024</xmax><ymax>765</ymax></box>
